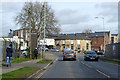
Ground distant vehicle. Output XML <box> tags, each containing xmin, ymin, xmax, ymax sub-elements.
<box><xmin>97</xmin><ymin>51</ymin><xmax>104</xmax><ymax>55</ymax></box>
<box><xmin>22</xmin><ymin>50</ymin><xmax>27</xmax><ymax>57</ymax></box>
<box><xmin>40</xmin><ymin>47</ymin><xmax>49</xmax><ymax>51</ymax></box>
<box><xmin>63</xmin><ymin>50</ymin><xmax>76</xmax><ymax>61</ymax></box>
<box><xmin>51</xmin><ymin>48</ymin><xmax>59</xmax><ymax>52</ymax></box>
<box><xmin>84</xmin><ymin>51</ymin><xmax>99</xmax><ymax>61</ymax></box>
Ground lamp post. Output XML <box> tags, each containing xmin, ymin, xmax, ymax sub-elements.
<box><xmin>9</xmin><ymin>29</ymin><xmax>12</xmax><ymax>43</ymax></box>
<box><xmin>28</xmin><ymin>9</ymin><xmax>32</xmax><ymax>58</ymax></box>
<box><xmin>95</xmin><ymin>17</ymin><xmax>105</xmax><ymax>52</ymax></box>
<box><xmin>43</xmin><ymin>1</ymin><xmax>46</xmax><ymax>59</ymax></box>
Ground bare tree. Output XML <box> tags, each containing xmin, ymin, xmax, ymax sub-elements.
<box><xmin>82</xmin><ymin>29</ymin><xmax>92</xmax><ymax>37</ymax></box>
<box><xmin>15</xmin><ymin>2</ymin><xmax>61</xmax><ymax>36</ymax></box>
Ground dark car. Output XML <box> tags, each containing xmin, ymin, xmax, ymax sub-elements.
<box><xmin>51</xmin><ymin>48</ymin><xmax>59</xmax><ymax>52</ymax></box>
<box><xmin>63</xmin><ymin>50</ymin><xmax>76</xmax><ymax>61</ymax></box>
<box><xmin>84</xmin><ymin>51</ymin><xmax>99</xmax><ymax>61</ymax></box>
<box><xmin>97</xmin><ymin>51</ymin><xmax>104</xmax><ymax>55</ymax></box>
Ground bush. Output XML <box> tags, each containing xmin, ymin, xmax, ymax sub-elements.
<box><xmin>83</xmin><ymin>51</ymin><xmax>87</xmax><ymax>54</ymax></box>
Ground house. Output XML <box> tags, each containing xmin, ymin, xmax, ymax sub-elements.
<box><xmin>111</xmin><ymin>34</ymin><xmax>118</xmax><ymax>44</ymax></box>
<box><xmin>89</xmin><ymin>31</ymin><xmax>111</xmax><ymax>51</ymax></box>
<box><xmin>13</xmin><ymin>28</ymin><xmax>29</xmax><ymax>50</ymax></box>
<box><xmin>55</xmin><ymin>33</ymin><xmax>91</xmax><ymax>51</ymax></box>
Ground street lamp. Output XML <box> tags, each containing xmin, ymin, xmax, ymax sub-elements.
<box><xmin>43</xmin><ymin>1</ymin><xmax>46</xmax><ymax>59</ymax></box>
<box><xmin>95</xmin><ymin>17</ymin><xmax>105</xmax><ymax>52</ymax></box>
<box><xmin>9</xmin><ymin>29</ymin><xmax>12</xmax><ymax>43</ymax></box>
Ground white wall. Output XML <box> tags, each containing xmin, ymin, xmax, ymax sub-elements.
<box><xmin>38</xmin><ymin>38</ymin><xmax>55</xmax><ymax>46</ymax></box>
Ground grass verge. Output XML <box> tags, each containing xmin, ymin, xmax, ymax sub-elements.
<box><xmin>2</xmin><ymin>67</ymin><xmax>40</xmax><ymax>79</ymax></box>
<box><xmin>2</xmin><ymin>57</ymin><xmax>41</xmax><ymax>63</ymax></box>
<box><xmin>37</xmin><ymin>59</ymin><xmax>52</xmax><ymax>64</ymax></box>
<box><xmin>100</xmin><ymin>58</ymin><xmax>120</xmax><ymax>65</ymax></box>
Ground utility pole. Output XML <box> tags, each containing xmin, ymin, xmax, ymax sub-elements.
<box><xmin>43</xmin><ymin>1</ymin><xmax>46</xmax><ymax>59</ymax></box>
<box><xmin>28</xmin><ymin>9</ymin><xmax>32</xmax><ymax>58</ymax></box>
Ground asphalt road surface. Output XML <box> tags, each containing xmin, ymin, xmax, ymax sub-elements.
<box><xmin>40</xmin><ymin>52</ymin><xmax>119</xmax><ymax>79</ymax></box>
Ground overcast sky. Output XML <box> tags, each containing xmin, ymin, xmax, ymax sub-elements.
<box><xmin>0</xmin><ymin>0</ymin><xmax>118</xmax><ymax>36</ymax></box>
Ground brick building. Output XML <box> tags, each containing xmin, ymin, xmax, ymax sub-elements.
<box><xmin>90</xmin><ymin>31</ymin><xmax>111</xmax><ymax>51</ymax></box>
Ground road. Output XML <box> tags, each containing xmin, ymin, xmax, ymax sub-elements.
<box><xmin>40</xmin><ymin>52</ymin><xmax>119</xmax><ymax>79</ymax></box>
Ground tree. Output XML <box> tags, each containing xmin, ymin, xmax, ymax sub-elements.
<box><xmin>82</xmin><ymin>29</ymin><xmax>92</xmax><ymax>37</ymax></box>
<box><xmin>15</xmin><ymin>2</ymin><xmax>61</xmax><ymax>36</ymax></box>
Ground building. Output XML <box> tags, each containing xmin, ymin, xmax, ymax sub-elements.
<box><xmin>111</xmin><ymin>34</ymin><xmax>118</xmax><ymax>44</ymax></box>
<box><xmin>13</xmin><ymin>28</ymin><xmax>29</xmax><ymax>50</ymax></box>
<box><xmin>89</xmin><ymin>31</ymin><xmax>111</xmax><ymax>51</ymax></box>
<box><xmin>55</xmin><ymin>33</ymin><xmax>91</xmax><ymax>51</ymax></box>
<box><xmin>37</xmin><ymin>33</ymin><xmax>58</xmax><ymax>49</ymax></box>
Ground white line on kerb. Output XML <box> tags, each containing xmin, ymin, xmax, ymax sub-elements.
<box><xmin>96</xmin><ymin>69</ymin><xmax>110</xmax><ymax>78</ymax></box>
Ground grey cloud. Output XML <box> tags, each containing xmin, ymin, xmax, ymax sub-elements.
<box><xmin>57</xmin><ymin>9</ymin><xmax>90</xmax><ymax>25</ymax></box>
<box><xmin>95</xmin><ymin>2</ymin><xmax>118</xmax><ymax>23</ymax></box>
<box><xmin>57</xmin><ymin>9</ymin><xmax>78</xmax><ymax>16</ymax></box>
<box><xmin>61</xmin><ymin>24</ymin><xmax>101</xmax><ymax>33</ymax></box>
<box><xmin>58</xmin><ymin>15</ymin><xmax>89</xmax><ymax>25</ymax></box>
<box><xmin>2</xmin><ymin>2</ymin><xmax>24</xmax><ymax>13</ymax></box>
<box><xmin>107</xmin><ymin>16</ymin><xmax>118</xmax><ymax>23</ymax></box>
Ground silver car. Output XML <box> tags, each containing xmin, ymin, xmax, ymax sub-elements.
<box><xmin>63</xmin><ymin>50</ymin><xmax>76</xmax><ymax>61</ymax></box>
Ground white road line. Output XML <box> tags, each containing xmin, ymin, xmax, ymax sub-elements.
<box><xmin>96</xmin><ymin>69</ymin><xmax>111</xmax><ymax>78</ymax></box>
<box><xmin>74</xmin><ymin>58</ymin><xmax>111</xmax><ymax>78</ymax></box>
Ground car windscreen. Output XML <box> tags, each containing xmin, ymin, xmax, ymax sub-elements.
<box><xmin>65</xmin><ymin>50</ymin><xmax>74</xmax><ymax>54</ymax></box>
<box><xmin>86</xmin><ymin>51</ymin><xmax>96</xmax><ymax>54</ymax></box>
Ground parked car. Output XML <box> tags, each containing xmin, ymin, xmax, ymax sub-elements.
<box><xmin>63</xmin><ymin>50</ymin><xmax>76</xmax><ymax>61</ymax></box>
<box><xmin>84</xmin><ymin>51</ymin><xmax>99</xmax><ymax>61</ymax></box>
<box><xmin>97</xmin><ymin>51</ymin><xmax>104</xmax><ymax>55</ymax></box>
<box><xmin>21</xmin><ymin>50</ymin><xmax>27</xmax><ymax>57</ymax></box>
<box><xmin>40</xmin><ymin>47</ymin><xmax>49</xmax><ymax>51</ymax></box>
<box><xmin>51</xmin><ymin>48</ymin><xmax>59</xmax><ymax>52</ymax></box>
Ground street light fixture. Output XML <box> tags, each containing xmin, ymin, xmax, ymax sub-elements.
<box><xmin>9</xmin><ymin>29</ymin><xmax>12</xmax><ymax>43</ymax></box>
<box><xmin>95</xmin><ymin>17</ymin><xmax>105</xmax><ymax>52</ymax></box>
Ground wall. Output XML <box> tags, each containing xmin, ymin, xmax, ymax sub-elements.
<box><xmin>105</xmin><ymin>43</ymin><xmax>120</xmax><ymax>60</ymax></box>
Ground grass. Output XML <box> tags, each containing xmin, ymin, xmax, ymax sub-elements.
<box><xmin>100</xmin><ymin>58</ymin><xmax>120</xmax><ymax>65</ymax></box>
<box><xmin>2</xmin><ymin>67</ymin><xmax>40</xmax><ymax>79</ymax></box>
<box><xmin>2</xmin><ymin>57</ymin><xmax>41</xmax><ymax>63</ymax></box>
<box><xmin>37</xmin><ymin>59</ymin><xmax>52</xmax><ymax>64</ymax></box>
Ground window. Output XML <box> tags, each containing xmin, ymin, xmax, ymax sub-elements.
<box><xmin>67</xmin><ymin>45</ymin><xmax>69</xmax><ymax>47</ymax></box>
<box><xmin>86</xmin><ymin>43</ymin><xmax>89</xmax><ymax>50</ymax></box>
<box><xmin>71</xmin><ymin>40</ymin><xmax>73</xmax><ymax>44</ymax></box>
<box><xmin>77</xmin><ymin>40</ymin><xmax>80</xmax><ymax>44</ymax></box>
<box><xmin>78</xmin><ymin>45</ymin><xmax>80</xmax><ymax>49</ymax></box>
<box><xmin>63</xmin><ymin>40</ymin><xmax>65</xmax><ymax>44</ymax></box>
<box><xmin>71</xmin><ymin>45</ymin><xmax>73</xmax><ymax>49</ymax></box>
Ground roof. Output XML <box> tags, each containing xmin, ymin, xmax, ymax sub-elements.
<box><xmin>55</xmin><ymin>33</ymin><xmax>91</xmax><ymax>40</ymax></box>
<box><xmin>111</xmin><ymin>34</ymin><xmax>118</xmax><ymax>36</ymax></box>
<box><xmin>90</xmin><ymin>31</ymin><xmax>110</xmax><ymax>37</ymax></box>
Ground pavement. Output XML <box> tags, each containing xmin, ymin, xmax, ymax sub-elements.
<box><xmin>0</xmin><ymin>52</ymin><xmax>56</xmax><ymax>75</ymax></box>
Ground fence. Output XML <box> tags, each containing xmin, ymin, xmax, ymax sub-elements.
<box><xmin>0</xmin><ymin>38</ymin><xmax>18</xmax><ymax>60</ymax></box>
<box><xmin>105</xmin><ymin>43</ymin><xmax>120</xmax><ymax>60</ymax></box>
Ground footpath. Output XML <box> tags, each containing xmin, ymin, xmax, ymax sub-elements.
<box><xmin>0</xmin><ymin>52</ymin><xmax>56</xmax><ymax>76</ymax></box>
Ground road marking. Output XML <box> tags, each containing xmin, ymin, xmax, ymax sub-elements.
<box><xmin>77</xmin><ymin>58</ymin><xmax>111</xmax><ymax>78</ymax></box>
<box><xmin>96</xmin><ymin>69</ymin><xmax>110</xmax><ymax>78</ymax></box>
<box><xmin>78</xmin><ymin>59</ymin><xmax>92</xmax><ymax>68</ymax></box>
